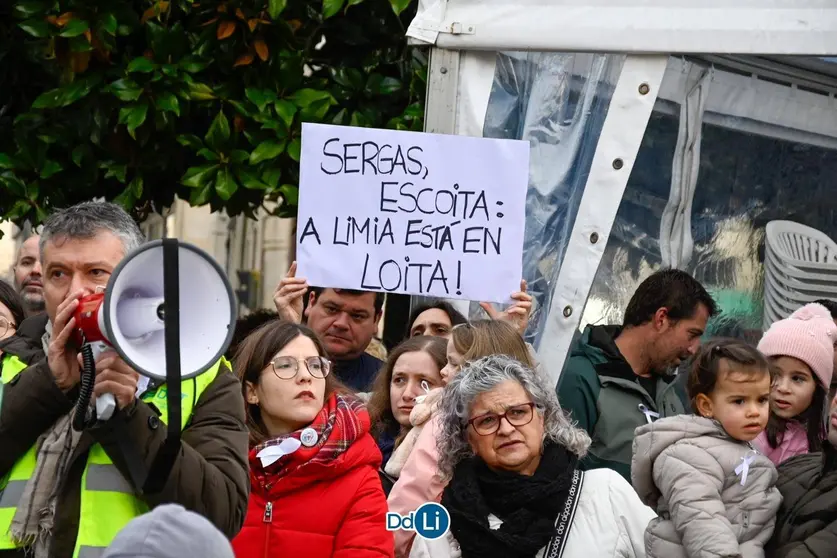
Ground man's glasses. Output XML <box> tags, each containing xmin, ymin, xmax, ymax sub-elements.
<box><xmin>270</xmin><ymin>356</ymin><xmax>331</xmax><ymax>380</ymax></box>
<box><xmin>467</xmin><ymin>402</ymin><xmax>536</xmax><ymax>436</ymax></box>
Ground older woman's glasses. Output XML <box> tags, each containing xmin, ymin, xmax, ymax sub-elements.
<box><xmin>270</xmin><ymin>356</ymin><xmax>331</xmax><ymax>380</ymax></box>
<box><xmin>467</xmin><ymin>402</ymin><xmax>536</xmax><ymax>436</ymax></box>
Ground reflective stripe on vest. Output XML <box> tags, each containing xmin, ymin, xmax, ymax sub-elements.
<box><xmin>0</xmin><ymin>357</ymin><xmax>229</xmax><ymax>557</ymax></box>
<box><xmin>0</xmin><ymin>354</ymin><xmax>28</xmax><ymax>384</ymax></box>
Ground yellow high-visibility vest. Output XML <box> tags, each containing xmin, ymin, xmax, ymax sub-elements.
<box><xmin>0</xmin><ymin>356</ymin><xmax>228</xmax><ymax>558</ymax></box>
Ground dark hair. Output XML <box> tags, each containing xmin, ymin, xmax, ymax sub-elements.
<box><xmin>687</xmin><ymin>338</ymin><xmax>771</xmax><ymax>414</ymax></box>
<box><xmin>368</xmin><ymin>336</ymin><xmax>447</xmax><ymax>440</ymax></box>
<box><xmin>226</xmin><ymin>309</ymin><xmax>280</xmax><ymax>360</ymax></box>
<box><xmin>764</xmin><ymin>358</ymin><xmax>828</xmax><ymax>453</ymax></box>
<box><xmin>310</xmin><ymin>287</ymin><xmax>385</xmax><ymax>315</ymax></box>
<box><xmin>234</xmin><ymin>320</ymin><xmax>348</xmax><ymax>446</ymax></box>
<box><xmin>623</xmin><ymin>268</ymin><xmax>718</xmax><ymax>328</ymax></box>
<box><xmin>406</xmin><ymin>300</ymin><xmax>468</xmax><ymax>338</ymax></box>
<box><xmin>0</xmin><ymin>280</ymin><xmax>25</xmax><ymax>329</ymax></box>
<box><xmin>813</xmin><ymin>299</ymin><xmax>837</xmax><ymax>319</ymax></box>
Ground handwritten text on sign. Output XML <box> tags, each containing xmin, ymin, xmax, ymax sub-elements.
<box><xmin>296</xmin><ymin>123</ymin><xmax>529</xmax><ymax>303</ymax></box>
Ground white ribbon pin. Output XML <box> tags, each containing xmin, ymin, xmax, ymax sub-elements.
<box><xmin>414</xmin><ymin>380</ymin><xmax>432</xmax><ymax>405</ymax></box>
<box><xmin>735</xmin><ymin>454</ymin><xmax>756</xmax><ymax>486</ymax></box>
<box><xmin>638</xmin><ymin>404</ymin><xmax>659</xmax><ymax>424</ymax></box>
<box><xmin>257</xmin><ymin>438</ymin><xmax>302</xmax><ymax>468</ymax></box>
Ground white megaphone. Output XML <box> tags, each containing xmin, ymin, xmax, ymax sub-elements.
<box><xmin>73</xmin><ymin>240</ymin><xmax>236</xmax><ymax>424</ymax></box>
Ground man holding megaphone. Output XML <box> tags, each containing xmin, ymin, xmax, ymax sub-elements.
<box><xmin>0</xmin><ymin>202</ymin><xmax>249</xmax><ymax>558</ymax></box>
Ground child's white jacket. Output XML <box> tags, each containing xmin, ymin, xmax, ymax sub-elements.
<box><xmin>632</xmin><ymin>415</ymin><xmax>782</xmax><ymax>558</ymax></box>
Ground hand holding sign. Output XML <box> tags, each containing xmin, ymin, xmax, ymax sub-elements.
<box><xmin>273</xmin><ymin>261</ymin><xmax>308</xmax><ymax>324</ymax></box>
<box><xmin>480</xmin><ymin>279</ymin><xmax>533</xmax><ymax>335</ymax></box>
<box><xmin>296</xmin><ymin>123</ymin><xmax>529</xmax><ymax>303</ymax></box>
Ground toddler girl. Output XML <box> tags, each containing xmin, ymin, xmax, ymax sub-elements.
<box><xmin>632</xmin><ymin>338</ymin><xmax>782</xmax><ymax>558</ymax></box>
<box><xmin>755</xmin><ymin>303</ymin><xmax>837</xmax><ymax>465</ymax></box>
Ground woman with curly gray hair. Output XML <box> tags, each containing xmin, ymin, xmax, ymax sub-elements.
<box><xmin>411</xmin><ymin>354</ymin><xmax>654</xmax><ymax>558</ymax></box>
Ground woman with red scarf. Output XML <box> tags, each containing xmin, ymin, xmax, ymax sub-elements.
<box><xmin>231</xmin><ymin>320</ymin><xmax>394</xmax><ymax>557</ymax></box>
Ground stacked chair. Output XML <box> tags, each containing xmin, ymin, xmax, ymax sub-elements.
<box><xmin>763</xmin><ymin>220</ymin><xmax>837</xmax><ymax>331</ymax></box>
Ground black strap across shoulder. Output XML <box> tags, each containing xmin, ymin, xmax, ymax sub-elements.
<box><xmin>542</xmin><ymin>468</ymin><xmax>585</xmax><ymax>558</ymax></box>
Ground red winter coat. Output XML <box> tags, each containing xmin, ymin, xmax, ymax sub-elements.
<box><xmin>232</xmin><ymin>399</ymin><xmax>394</xmax><ymax>558</ymax></box>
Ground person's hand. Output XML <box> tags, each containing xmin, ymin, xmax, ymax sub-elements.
<box><xmin>273</xmin><ymin>261</ymin><xmax>308</xmax><ymax>324</ymax></box>
<box><xmin>49</xmin><ymin>290</ymin><xmax>84</xmax><ymax>391</ymax></box>
<box><xmin>91</xmin><ymin>351</ymin><xmax>140</xmax><ymax>411</ymax></box>
<box><xmin>479</xmin><ymin>279</ymin><xmax>533</xmax><ymax>336</ymax></box>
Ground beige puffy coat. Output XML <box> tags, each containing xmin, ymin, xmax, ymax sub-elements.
<box><xmin>632</xmin><ymin>415</ymin><xmax>782</xmax><ymax>558</ymax></box>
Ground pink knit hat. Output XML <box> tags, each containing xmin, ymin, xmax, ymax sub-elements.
<box><xmin>758</xmin><ymin>303</ymin><xmax>837</xmax><ymax>388</ymax></box>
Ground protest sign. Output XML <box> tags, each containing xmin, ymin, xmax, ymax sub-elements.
<box><xmin>296</xmin><ymin>123</ymin><xmax>529</xmax><ymax>303</ymax></box>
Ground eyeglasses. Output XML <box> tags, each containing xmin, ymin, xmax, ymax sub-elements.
<box><xmin>0</xmin><ymin>317</ymin><xmax>15</xmax><ymax>339</ymax></box>
<box><xmin>467</xmin><ymin>402</ymin><xmax>536</xmax><ymax>436</ymax></box>
<box><xmin>270</xmin><ymin>356</ymin><xmax>331</xmax><ymax>380</ymax></box>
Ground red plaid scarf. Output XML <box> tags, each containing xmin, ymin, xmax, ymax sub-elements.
<box><xmin>250</xmin><ymin>392</ymin><xmax>368</xmax><ymax>489</ymax></box>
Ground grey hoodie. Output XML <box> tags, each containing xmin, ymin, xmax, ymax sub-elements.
<box><xmin>631</xmin><ymin>415</ymin><xmax>782</xmax><ymax>558</ymax></box>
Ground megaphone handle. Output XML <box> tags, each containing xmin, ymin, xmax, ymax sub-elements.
<box><xmin>96</xmin><ymin>393</ymin><xmax>116</xmax><ymax>421</ymax></box>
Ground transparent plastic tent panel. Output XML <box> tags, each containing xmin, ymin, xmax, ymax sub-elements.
<box><xmin>412</xmin><ymin>53</ymin><xmax>837</xmax><ymax>352</ymax></box>
<box><xmin>584</xmin><ymin>57</ymin><xmax>837</xmax><ymax>344</ymax></box>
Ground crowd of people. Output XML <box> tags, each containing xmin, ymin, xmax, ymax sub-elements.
<box><xmin>1</xmin><ymin>200</ymin><xmax>837</xmax><ymax>558</ymax></box>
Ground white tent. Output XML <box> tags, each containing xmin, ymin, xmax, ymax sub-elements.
<box><xmin>405</xmin><ymin>0</ymin><xmax>837</xmax><ymax>384</ymax></box>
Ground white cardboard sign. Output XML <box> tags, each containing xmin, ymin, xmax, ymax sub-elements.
<box><xmin>296</xmin><ymin>123</ymin><xmax>530</xmax><ymax>303</ymax></box>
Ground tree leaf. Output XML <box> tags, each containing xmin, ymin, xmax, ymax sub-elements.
<box><xmin>31</xmin><ymin>89</ymin><xmax>63</xmax><ymax>109</ymax></box>
<box><xmin>217</xmin><ymin>21</ymin><xmax>236</xmax><ymax>40</ymax></box>
<box><xmin>261</xmin><ymin>168</ymin><xmax>281</xmax><ymax>188</ymax></box>
<box><xmin>190</xmin><ymin>182</ymin><xmax>213</xmax><ymax>205</ymax></box>
<box><xmin>39</xmin><ymin>160</ymin><xmax>63</xmax><ymax>179</ymax></box>
<box><xmin>59</xmin><ymin>76</ymin><xmax>98</xmax><ymax>106</ymax></box>
<box><xmin>59</xmin><ymin>19</ymin><xmax>89</xmax><ymax>38</ymax></box>
<box><xmin>176</xmin><ymin>134</ymin><xmax>204</xmax><ymax>149</ymax></box>
<box><xmin>287</xmin><ymin>88</ymin><xmax>333</xmax><ymax>108</ymax></box>
<box><xmin>287</xmin><ymin>138</ymin><xmax>301</xmax><ymax>162</ymax></box>
<box><xmin>254</xmin><ymin>40</ymin><xmax>269</xmax><ymax>61</ymax></box>
<box><xmin>323</xmin><ymin>0</ymin><xmax>345</xmax><ymax>19</ymax></box>
<box><xmin>229</xmin><ymin>150</ymin><xmax>250</xmax><ymax>164</ymax></box>
<box><xmin>236</xmin><ymin>168</ymin><xmax>268</xmax><ymax>190</ymax></box>
<box><xmin>274</xmin><ymin>100</ymin><xmax>297</xmax><ymax>128</ymax></box>
<box><xmin>102</xmin><ymin>13</ymin><xmax>118</xmax><ymax>35</ymax></box>
<box><xmin>267</xmin><ymin>0</ymin><xmax>287</xmax><ymax>19</ymax></box>
<box><xmin>71</xmin><ymin>145</ymin><xmax>89</xmax><ymax>167</ymax></box>
<box><xmin>249</xmin><ymin>140</ymin><xmax>285</xmax><ymax>164</ymax></box>
<box><xmin>156</xmin><ymin>91</ymin><xmax>180</xmax><ymax>116</ymax></box>
<box><xmin>102</xmin><ymin>162</ymin><xmax>128</xmax><ymax>183</ymax></box>
<box><xmin>279</xmin><ymin>184</ymin><xmax>299</xmax><ymax>206</ymax></box>
<box><xmin>233</xmin><ymin>53</ymin><xmax>254</xmax><ymax>67</ymax></box>
<box><xmin>127</xmin><ymin>57</ymin><xmax>156</xmax><ymax>73</ymax></box>
<box><xmin>205</xmin><ymin>110</ymin><xmax>231</xmax><ymax>151</ymax></box>
<box><xmin>19</xmin><ymin>20</ymin><xmax>50</xmax><ymax>38</ymax></box>
<box><xmin>130</xmin><ymin>176</ymin><xmax>144</xmax><ymax>197</ymax></box>
<box><xmin>180</xmin><ymin>163</ymin><xmax>219</xmax><ymax>188</ymax></box>
<box><xmin>13</xmin><ymin>1</ymin><xmax>47</xmax><ymax>18</ymax></box>
<box><xmin>118</xmin><ymin>102</ymin><xmax>149</xmax><ymax>139</ymax></box>
<box><xmin>180</xmin><ymin>56</ymin><xmax>210</xmax><ymax>73</ymax></box>
<box><xmin>214</xmin><ymin>166</ymin><xmax>238</xmax><ymax>200</ymax></box>
<box><xmin>347</xmin><ymin>0</ymin><xmax>365</xmax><ymax>6</ymax></box>
<box><xmin>245</xmin><ymin>88</ymin><xmax>277</xmax><ymax>112</ymax></box>
<box><xmin>0</xmin><ymin>154</ymin><xmax>18</xmax><ymax>170</ymax></box>
<box><xmin>197</xmin><ymin>148</ymin><xmax>219</xmax><ymax>161</ymax></box>
<box><xmin>110</xmin><ymin>78</ymin><xmax>143</xmax><ymax>101</ymax></box>
<box><xmin>389</xmin><ymin>0</ymin><xmax>411</xmax><ymax>15</ymax></box>
<box><xmin>187</xmin><ymin>82</ymin><xmax>215</xmax><ymax>100</ymax></box>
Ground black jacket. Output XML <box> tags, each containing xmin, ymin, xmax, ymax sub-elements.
<box><xmin>768</xmin><ymin>442</ymin><xmax>837</xmax><ymax>557</ymax></box>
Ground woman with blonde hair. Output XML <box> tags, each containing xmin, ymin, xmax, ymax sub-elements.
<box><xmin>388</xmin><ymin>320</ymin><xmax>537</xmax><ymax>557</ymax></box>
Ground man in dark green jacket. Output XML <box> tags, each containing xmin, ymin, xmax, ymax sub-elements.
<box><xmin>556</xmin><ymin>269</ymin><xmax>716</xmax><ymax>482</ymax></box>
<box><xmin>769</xmin><ymin>387</ymin><xmax>837</xmax><ymax>557</ymax></box>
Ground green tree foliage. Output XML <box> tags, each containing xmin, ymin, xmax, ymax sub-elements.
<box><xmin>0</xmin><ymin>0</ymin><xmax>425</xmax><ymax>226</ymax></box>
